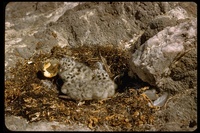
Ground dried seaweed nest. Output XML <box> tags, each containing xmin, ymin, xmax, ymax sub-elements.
<box><xmin>5</xmin><ymin>45</ymin><xmax>157</xmax><ymax>131</ymax></box>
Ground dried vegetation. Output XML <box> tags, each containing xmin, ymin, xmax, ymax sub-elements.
<box><xmin>5</xmin><ymin>45</ymin><xmax>156</xmax><ymax>131</ymax></box>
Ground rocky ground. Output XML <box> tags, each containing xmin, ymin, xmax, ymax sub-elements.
<box><xmin>4</xmin><ymin>2</ymin><xmax>197</xmax><ymax>131</ymax></box>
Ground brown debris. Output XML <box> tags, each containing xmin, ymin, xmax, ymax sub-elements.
<box><xmin>5</xmin><ymin>45</ymin><xmax>157</xmax><ymax>131</ymax></box>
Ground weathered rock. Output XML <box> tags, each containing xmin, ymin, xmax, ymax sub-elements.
<box><xmin>4</xmin><ymin>2</ymin><xmax>179</xmax><ymax>71</ymax></box>
<box><xmin>5</xmin><ymin>2</ymin><xmax>81</xmax><ymax>71</ymax></box>
<box><xmin>128</xmin><ymin>7</ymin><xmax>197</xmax><ymax>130</ymax></box>
<box><xmin>131</xmin><ymin>6</ymin><xmax>191</xmax><ymax>52</ymax></box>
<box><xmin>5</xmin><ymin>115</ymin><xmax>91</xmax><ymax>131</ymax></box>
<box><xmin>131</xmin><ymin>16</ymin><xmax>177</xmax><ymax>52</ymax></box>
<box><xmin>128</xmin><ymin>18</ymin><xmax>197</xmax><ymax>93</ymax></box>
<box><xmin>152</xmin><ymin>88</ymin><xmax>197</xmax><ymax>131</ymax></box>
<box><xmin>47</xmin><ymin>2</ymin><xmax>175</xmax><ymax>46</ymax></box>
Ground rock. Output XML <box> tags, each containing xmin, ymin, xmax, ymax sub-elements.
<box><xmin>48</xmin><ymin>2</ymin><xmax>174</xmax><ymax>46</ymax></box>
<box><xmin>131</xmin><ymin>6</ymin><xmax>190</xmax><ymax>52</ymax></box>
<box><xmin>152</xmin><ymin>88</ymin><xmax>197</xmax><ymax>131</ymax></box>
<box><xmin>5</xmin><ymin>115</ymin><xmax>91</xmax><ymax>131</ymax></box>
<box><xmin>4</xmin><ymin>2</ymin><xmax>177</xmax><ymax>70</ymax></box>
<box><xmin>128</xmin><ymin>12</ymin><xmax>197</xmax><ymax>131</ymax></box>
<box><xmin>132</xmin><ymin>16</ymin><xmax>177</xmax><ymax>52</ymax></box>
<box><xmin>128</xmin><ymin>18</ymin><xmax>197</xmax><ymax>93</ymax></box>
<box><xmin>5</xmin><ymin>2</ymin><xmax>81</xmax><ymax>71</ymax></box>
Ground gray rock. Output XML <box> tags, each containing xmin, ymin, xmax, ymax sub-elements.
<box><xmin>131</xmin><ymin>5</ymin><xmax>190</xmax><ymax>52</ymax></box>
<box><xmin>131</xmin><ymin>16</ymin><xmax>178</xmax><ymax>52</ymax></box>
<box><xmin>48</xmin><ymin>2</ymin><xmax>173</xmax><ymax>46</ymax></box>
<box><xmin>5</xmin><ymin>115</ymin><xmax>91</xmax><ymax>131</ymax></box>
<box><xmin>128</xmin><ymin>18</ymin><xmax>197</xmax><ymax>93</ymax></box>
<box><xmin>5</xmin><ymin>2</ymin><xmax>81</xmax><ymax>72</ymax></box>
<box><xmin>128</xmin><ymin>12</ymin><xmax>197</xmax><ymax>131</ymax></box>
<box><xmin>152</xmin><ymin>88</ymin><xmax>197</xmax><ymax>131</ymax></box>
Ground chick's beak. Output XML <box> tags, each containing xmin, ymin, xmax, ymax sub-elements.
<box><xmin>43</xmin><ymin>60</ymin><xmax>60</xmax><ymax>78</ymax></box>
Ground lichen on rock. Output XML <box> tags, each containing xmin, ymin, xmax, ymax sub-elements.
<box><xmin>128</xmin><ymin>18</ymin><xmax>197</xmax><ymax>93</ymax></box>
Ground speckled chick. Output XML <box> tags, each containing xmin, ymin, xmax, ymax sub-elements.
<box><xmin>59</xmin><ymin>57</ymin><xmax>117</xmax><ymax>101</ymax></box>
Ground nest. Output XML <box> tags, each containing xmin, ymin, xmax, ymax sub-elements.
<box><xmin>5</xmin><ymin>45</ymin><xmax>156</xmax><ymax>131</ymax></box>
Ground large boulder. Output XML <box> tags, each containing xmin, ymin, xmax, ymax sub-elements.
<box><xmin>128</xmin><ymin>12</ymin><xmax>197</xmax><ymax>131</ymax></box>
<box><xmin>128</xmin><ymin>18</ymin><xmax>197</xmax><ymax>93</ymax></box>
<box><xmin>47</xmin><ymin>2</ymin><xmax>176</xmax><ymax>46</ymax></box>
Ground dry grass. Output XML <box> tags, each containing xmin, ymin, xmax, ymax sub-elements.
<box><xmin>5</xmin><ymin>45</ymin><xmax>156</xmax><ymax>131</ymax></box>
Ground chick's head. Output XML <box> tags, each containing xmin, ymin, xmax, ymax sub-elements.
<box><xmin>43</xmin><ymin>59</ymin><xmax>60</xmax><ymax>78</ymax></box>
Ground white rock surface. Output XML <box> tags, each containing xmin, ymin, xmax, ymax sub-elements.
<box><xmin>5</xmin><ymin>115</ymin><xmax>91</xmax><ymax>131</ymax></box>
<box><xmin>129</xmin><ymin>18</ymin><xmax>197</xmax><ymax>87</ymax></box>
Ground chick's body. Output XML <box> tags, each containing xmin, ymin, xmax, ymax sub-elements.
<box><xmin>59</xmin><ymin>57</ymin><xmax>116</xmax><ymax>101</ymax></box>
